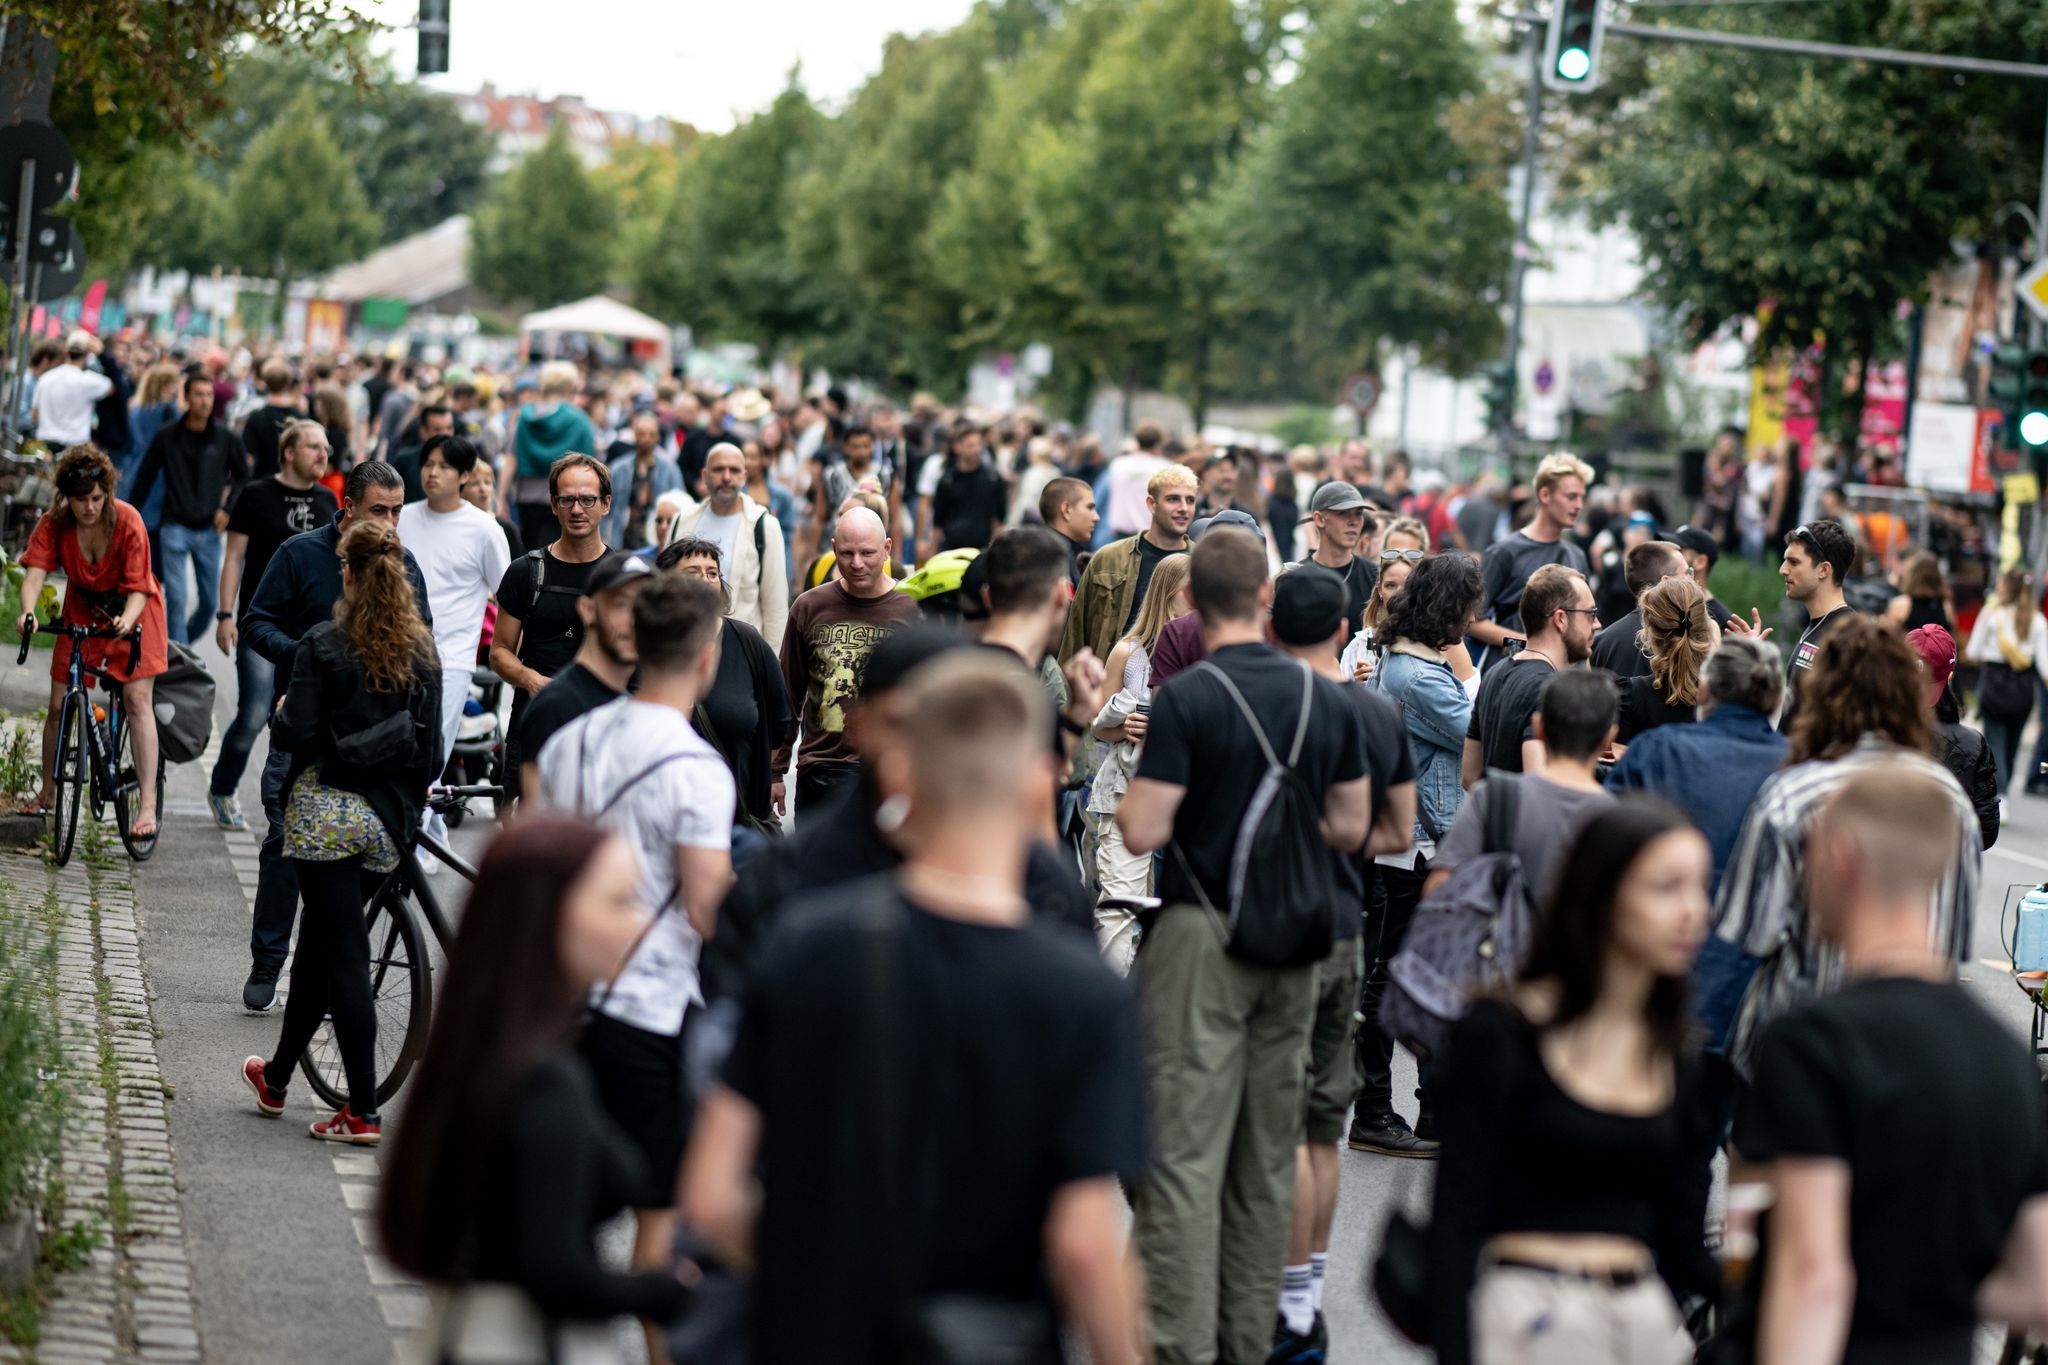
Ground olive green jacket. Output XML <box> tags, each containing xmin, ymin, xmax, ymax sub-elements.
<box><xmin>1059</xmin><ymin>532</ymin><xmax>1186</xmax><ymax>664</ymax></box>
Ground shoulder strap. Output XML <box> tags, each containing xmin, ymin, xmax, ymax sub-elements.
<box><xmin>1483</xmin><ymin>771</ymin><xmax>1520</xmax><ymax>856</ymax></box>
<box><xmin>1191</xmin><ymin>660</ymin><xmax>1279</xmax><ymax>770</ymax></box>
<box><xmin>597</xmin><ymin>750</ymin><xmax>697</xmax><ymax>816</ymax></box>
<box><xmin>859</xmin><ymin>884</ymin><xmax>912</xmax><ymax>1350</ymax></box>
<box><xmin>526</xmin><ymin>546</ymin><xmax>547</xmax><ymax>589</ymax></box>
<box><xmin>753</xmin><ymin>505</ymin><xmax>768</xmax><ymax>584</ymax></box>
<box><xmin>1191</xmin><ymin>658</ymin><xmax>1315</xmax><ymax>771</ymax></box>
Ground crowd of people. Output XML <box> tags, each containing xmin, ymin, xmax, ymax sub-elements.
<box><xmin>23</xmin><ymin>329</ymin><xmax>2048</xmax><ymax>1365</ymax></box>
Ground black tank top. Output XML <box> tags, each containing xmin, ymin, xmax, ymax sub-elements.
<box><xmin>1903</xmin><ymin>595</ymin><xmax>1948</xmax><ymax>635</ymax></box>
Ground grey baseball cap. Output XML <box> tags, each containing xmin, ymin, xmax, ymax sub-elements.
<box><xmin>1190</xmin><ymin>508</ymin><xmax>1264</xmax><ymax>542</ymax></box>
<box><xmin>1306</xmin><ymin>481</ymin><xmax>1370</xmax><ymax>515</ymax></box>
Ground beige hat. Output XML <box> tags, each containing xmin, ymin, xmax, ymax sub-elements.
<box><xmin>727</xmin><ymin>388</ymin><xmax>772</xmax><ymax>424</ymax></box>
<box><xmin>65</xmin><ymin>329</ymin><xmax>100</xmax><ymax>356</ymax></box>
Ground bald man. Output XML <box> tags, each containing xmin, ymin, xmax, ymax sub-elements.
<box><xmin>774</xmin><ymin>505</ymin><xmax>921</xmax><ymax>813</ymax></box>
<box><xmin>667</xmin><ymin>440</ymin><xmax>788</xmax><ymax>647</ymax></box>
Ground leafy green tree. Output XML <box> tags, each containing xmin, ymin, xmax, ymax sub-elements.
<box><xmin>468</xmin><ymin>124</ymin><xmax>620</xmax><ymax>310</ymax></box>
<box><xmin>633</xmin><ymin>78</ymin><xmax>826</xmax><ymax>346</ymax></box>
<box><xmin>597</xmin><ymin>132</ymin><xmax>696</xmax><ymax>278</ymax></box>
<box><xmin>1576</xmin><ymin>0</ymin><xmax>2048</xmax><ymax>433</ymax></box>
<box><xmin>226</xmin><ymin>91</ymin><xmax>377</xmax><ymax>327</ymax></box>
<box><xmin>1196</xmin><ymin>0</ymin><xmax>1512</xmax><ymax>381</ymax></box>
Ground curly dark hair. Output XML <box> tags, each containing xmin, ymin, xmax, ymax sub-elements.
<box><xmin>1380</xmin><ymin>552</ymin><xmax>1483</xmax><ymax>651</ymax></box>
<box><xmin>1786</xmin><ymin>613</ymin><xmax>1933</xmax><ymax>763</ymax></box>
<box><xmin>49</xmin><ymin>444</ymin><xmax>118</xmax><ymax>528</ymax></box>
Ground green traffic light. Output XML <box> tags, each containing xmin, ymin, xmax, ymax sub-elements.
<box><xmin>1556</xmin><ymin>47</ymin><xmax>1592</xmax><ymax>81</ymax></box>
<box><xmin>2022</xmin><ymin>410</ymin><xmax>2048</xmax><ymax>449</ymax></box>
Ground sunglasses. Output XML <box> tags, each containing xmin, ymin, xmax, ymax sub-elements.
<box><xmin>1379</xmin><ymin>548</ymin><xmax>1425</xmax><ymax>562</ymax></box>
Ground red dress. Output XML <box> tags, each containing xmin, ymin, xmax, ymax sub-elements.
<box><xmin>21</xmin><ymin>500</ymin><xmax>169</xmax><ymax>684</ymax></box>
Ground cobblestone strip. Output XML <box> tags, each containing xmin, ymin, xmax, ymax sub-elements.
<box><xmin>0</xmin><ymin>850</ymin><xmax>199</xmax><ymax>1365</ymax></box>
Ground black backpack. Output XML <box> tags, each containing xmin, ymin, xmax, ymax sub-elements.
<box><xmin>1170</xmin><ymin>660</ymin><xmax>1336</xmax><ymax>968</ymax></box>
<box><xmin>1379</xmin><ymin>772</ymin><xmax>1535</xmax><ymax>1060</ymax></box>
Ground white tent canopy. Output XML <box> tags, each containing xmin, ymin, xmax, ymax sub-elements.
<box><xmin>519</xmin><ymin>295</ymin><xmax>669</xmax><ymax>343</ymax></box>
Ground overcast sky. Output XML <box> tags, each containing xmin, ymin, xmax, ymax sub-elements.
<box><xmin>374</xmin><ymin>0</ymin><xmax>977</xmax><ymax>130</ymax></box>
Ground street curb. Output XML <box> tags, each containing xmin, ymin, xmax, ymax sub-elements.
<box><xmin>0</xmin><ymin>814</ymin><xmax>41</xmax><ymax>850</ymax></box>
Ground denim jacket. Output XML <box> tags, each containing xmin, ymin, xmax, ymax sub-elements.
<box><xmin>1368</xmin><ymin>640</ymin><xmax>1473</xmax><ymax>842</ymax></box>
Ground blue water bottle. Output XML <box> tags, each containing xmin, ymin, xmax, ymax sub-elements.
<box><xmin>2016</xmin><ymin>885</ymin><xmax>2048</xmax><ymax>973</ymax></box>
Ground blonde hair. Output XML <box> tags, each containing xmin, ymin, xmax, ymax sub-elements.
<box><xmin>1365</xmin><ymin>555</ymin><xmax>1412</xmax><ymax>633</ymax></box>
<box><xmin>1534</xmin><ymin>453</ymin><xmax>1595</xmax><ymax>496</ymax></box>
<box><xmin>136</xmin><ymin>362</ymin><xmax>182</xmax><ymax>409</ymax></box>
<box><xmin>1817</xmin><ymin>769</ymin><xmax>1961</xmax><ymax>901</ymax></box>
<box><xmin>1146</xmin><ymin>465</ymin><xmax>1198</xmax><ymax>498</ymax></box>
<box><xmin>537</xmin><ymin>360</ymin><xmax>580</xmax><ymax>400</ymax></box>
<box><xmin>278</xmin><ymin>418</ymin><xmax>328</xmax><ymax>462</ymax></box>
<box><xmin>1380</xmin><ymin>516</ymin><xmax>1429</xmax><ymax>551</ymax></box>
<box><xmin>1637</xmin><ymin>577</ymin><xmax>1715</xmax><ymax>706</ymax></box>
<box><xmin>1121</xmin><ymin>553</ymin><xmax>1191</xmax><ymax>657</ymax></box>
<box><xmin>902</xmin><ymin>653</ymin><xmax>1052</xmax><ymax>811</ymax></box>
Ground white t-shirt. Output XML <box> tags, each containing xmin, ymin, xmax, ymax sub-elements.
<box><xmin>398</xmin><ymin>499</ymin><xmax>513</xmax><ymax>671</ymax></box>
<box><xmin>33</xmin><ymin>364</ymin><xmax>113</xmax><ymax>444</ymax></box>
<box><xmin>537</xmin><ymin>698</ymin><xmax>735</xmax><ymax>1035</ymax></box>
<box><xmin>698</xmin><ymin>508</ymin><xmax>742</xmax><ymax>579</ymax></box>
<box><xmin>1105</xmin><ymin>452</ymin><xmax>1170</xmax><ymax>535</ymax></box>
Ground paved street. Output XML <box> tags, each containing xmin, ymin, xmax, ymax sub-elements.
<box><xmin>9</xmin><ymin>633</ymin><xmax>2048</xmax><ymax>1364</ymax></box>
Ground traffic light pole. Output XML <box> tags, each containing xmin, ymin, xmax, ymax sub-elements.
<box><xmin>1501</xmin><ymin>24</ymin><xmax>1544</xmax><ymax>451</ymax></box>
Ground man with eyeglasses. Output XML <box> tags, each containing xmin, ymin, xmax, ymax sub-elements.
<box><xmin>491</xmin><ymin>453</ymin><xmax>614</xmax><ymax>781</ymax></box>
<box><xmin>1777</xmin><ymin>517</ymin><xmax>1855</xmax><ymax>733</ymax></box>
<box><xmin>1285</xmin><ymin>481</ymin><xmax>1378</xmax><ymax>657</ymax></box>
<box><xmin>1462</xmin><ymin>563</ymin><xmax>1597</xmax><ymax>787</ymax></box>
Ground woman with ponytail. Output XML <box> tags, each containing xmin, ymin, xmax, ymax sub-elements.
<box><xmin>241</xmin><ymin>520</ymin><xmax>442</xmax><ymax>1146</ymax></box>
<box><xmin>1617</xmin><ymin>577</ymin><xmax>1718</xmax><ymax>744</ymax></box>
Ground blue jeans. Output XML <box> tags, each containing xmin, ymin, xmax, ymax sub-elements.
<box><xmin>249</xmin><ymin>748</ymin><xmax>299</xmax><ymax>973</ymax></box>
<box><xmin>159</xmin><ymin>523</ymin><xmax>221</xmax><ymax>646</ymax></box>
<box><xmin>209</xmin><ymin>643</ymin><xmax>274</xmax><ymax>797</ymax></box>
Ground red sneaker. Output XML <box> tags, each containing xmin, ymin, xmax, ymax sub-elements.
<box><xmin>241</xmin><ymin>1056</ymin><xmax>285</xmax><ymax>1118</ymax></box>
<box><xmin>308</xmin><ymin>1107</ymin><xmax>380</xmax><ymax>1146</ymax></box>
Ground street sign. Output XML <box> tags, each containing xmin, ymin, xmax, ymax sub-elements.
<box><xmin>1342</xmin><ymin>370</ymin><xmax>1381</xmax><ymax>416</ymax></box>
<box><xmin>2021</xmin><ymin>258</ymin><xmax>2048</xmax><ymax>323</ymax></box>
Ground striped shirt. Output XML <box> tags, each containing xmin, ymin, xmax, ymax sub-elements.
<box><xmin>1715</xmin><ymin>736</ymin><xmax>1981</xmax><ymax>1077</ymax></box>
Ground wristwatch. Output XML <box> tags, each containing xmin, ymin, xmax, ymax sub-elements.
<box><xmin>215</xmin><ymin>611</ymin><xmax>233</xmax><ymax>622</ymax></box>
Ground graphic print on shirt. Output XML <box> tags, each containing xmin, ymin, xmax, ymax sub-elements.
<box><xmin>809</xmin><ymin>619</ymin><xmax>892</xmax><ymax>733</ymax></box>
<box><xmin>283</xmin><ymin>496</ymin><xmax>323</xmax><ymax>535</ymax></box>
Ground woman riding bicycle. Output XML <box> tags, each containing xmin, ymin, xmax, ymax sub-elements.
<box><xmin>14</xmin><ymin>443</ymin><xmax>168</xmax><ymax>839</ymax></box>
<box><xmin>241</xmin><ymin>521</ymin><xmax>441</xmax><ymax>1146</ymax></box>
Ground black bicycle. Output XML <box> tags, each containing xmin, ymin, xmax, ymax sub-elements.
<box><xmin>299</xmin><ymin>783</ymin><xmax>504</xmax><ymax>1110</ymax></box>
<box><xmin>16</xmin><ymin>618</ymin><xmax>164</xmax><ymax>865</ymax></box>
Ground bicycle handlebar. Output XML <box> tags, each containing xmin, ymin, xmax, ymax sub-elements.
<box><xmin>426</xmin><ymin>783</ymin><xmax>508</xmax><ymax>813</ymax></box>
<box><xmin>15</xmin><ymin>617</ymin><xmax>142</xmax><ymax>668</ymax></box>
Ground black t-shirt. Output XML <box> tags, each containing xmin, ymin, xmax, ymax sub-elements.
<box><xmin>1617</xmin><ymin>674</ymin><xmax>1697</xmax><ymax>744</ymax></box>
<box><xmin>1331</xmin><ymin>682</ymin><xmax>1415</xmax><ymax>939</ymax></box>
<box><xmin>1137</xmin><ymin>644</ymin><xmax>1366</xmax><ymax>909</ymax></box>
<box><xmin>1781</xmin><ymin>603</ymin><xmax>1851</xmax><ymax>733</ymax></box>
<box><xmin>511</xmin><ymin>662</ymin><xmax>621</xmax><ymax>779</ymax></box>
<box><xmin>496</xmin><ymin>549</ymin><xmax>605</xmax><ymax>686</ymax></box>
<box><xmin>931</xmin><ymin>462</ymin><xmax>1008</xmax><ymax>553</ymax></box>
<box><xmin>694</xmin><ymin>618</ymin><xmax>793</xmax><ymax>822</ymax></box>
<box><xmin>1124</xmin><ymin>535</ymin><xmax>1176</xmax><ymax>633</ymax></box>
<box><xmin>1292</xmin><ymin>555</ymin><xmax>1379</xmax><ymax>655</ymax></box>
<box><xmin>1735</xmin><ymin>978</ymin><xmax>2048</xmax><ymax>1365</ymax></box>
<box><xmin>225</xmin><ymin>478</ymin><xmax>339</xmax><ymax>616</ymax></box>
<box><xmin>240</xmin><ymin>403</ymin><xmax>298</xmax><ymax>482</ymax></box>
<box><xmin>1466</xmin><ymin>655</ymin><xmax>1554</xmax><ymax>774</ymax></box>
<box><xmin>724</xmin><ymin>888</ymin><xmax>1148</xmax><ymax>1365</ymax></box>
<box><xmin>1589</xmin><ymin>608</ymin><xmax>1648</xmax><ymax>679</ymax></box>
<box><xmin>1474</xmin><ymin>532</ymin><xmax>1589</xmax><ymax>667</ymax></box>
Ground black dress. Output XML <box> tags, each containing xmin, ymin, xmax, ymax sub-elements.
<box><xmin>1902</xmin><ymin>595</ymin><xmax>1950</xmax><ymax>636</ymax></box>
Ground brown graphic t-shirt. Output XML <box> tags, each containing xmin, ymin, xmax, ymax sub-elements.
<box><xmin>775</xmin><ymin>579</ymin><xmax>921</xmax><ymax>773</ymax></box>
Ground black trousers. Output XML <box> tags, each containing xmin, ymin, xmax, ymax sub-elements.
<box><xmin>796</xmin><ymin>762</ymin><xmax>859</xmax><ymax>815</ymax></box>
<box><xmin>1355</xmin><ymin>850</ymin><xmax>1432</xmax><ymax>1123</ymax></box>
<box><xmin>267</xmin><ymin>855</ymin><xmax>380</xmax><ymax>1117</ymax></box>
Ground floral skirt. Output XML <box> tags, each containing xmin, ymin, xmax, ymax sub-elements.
<box><xmin>283</xmin><ymin>767</ymin><xmax>399</xmax><ymax>874</ymax></box>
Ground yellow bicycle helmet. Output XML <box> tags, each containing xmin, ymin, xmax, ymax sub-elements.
<box><xmin>896</xmin><ymin>548</ymin><xmax>979</xmax><ymax>603</ymax></box>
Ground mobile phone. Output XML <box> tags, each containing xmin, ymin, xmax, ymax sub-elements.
<box><xmin>1503</xmin><ymin>636</ymin><xmax>1527</xmax><ymax>657</ymax></box>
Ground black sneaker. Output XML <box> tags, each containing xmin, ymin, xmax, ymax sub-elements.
<box><xmin>1347</xmin><ymin>1113</ymin><xmax>1439</xmax><ymax>1159</ymax></box>
<box><xmin>1267</xmin><ymin>1313</ymin><xmax>1327</xmax><ymax>1365</ymax></box>
<box><xmin>242</xmin><ymin>965</ymin><xmax>280</xmax><ymax>1013</ymax></box>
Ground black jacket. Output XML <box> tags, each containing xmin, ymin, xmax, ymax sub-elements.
<box><xmin>1937</xmin><ymin>720</ymin><xmax>2001</xmax><ymax>851</ymax></box>
<box><xmin>128</xmin><ymin>418</ymin><xmax>247</xmax><ymax>529</ymax></box>
<box><xmin>271</xmin><ymin>621</ymin><xmax>442</xmax><ymax>848</ymax></box>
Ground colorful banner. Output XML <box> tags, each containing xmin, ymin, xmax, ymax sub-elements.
<box><xmin>304</xmin><ymin>299</ymin><xmax>347</xmax><ymax>354</ymax></box>
<box><xmin>1860</xmin><ymin>360</ymin><xmax>1908</xmax><ymax>456</ymax></box>
<box><xmin>78</xmin><ymin>279</ymin><xmax>107</xmax><ymax>333</ymax></box>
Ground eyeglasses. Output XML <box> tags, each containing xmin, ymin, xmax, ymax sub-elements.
<box><xmin>1379</xmin><ymin>548</ymin><xmax>1425</xmax><ymax>562</ymax></box>
<box><xmin>553</xmin><ymin>494</ymin><xmax>603</xmax><ymax>510</ymax></box>
<box><xmin>1559</xmin><ymin>606</ymin><xmax>1599</xmax><ymax>617</ymax></box>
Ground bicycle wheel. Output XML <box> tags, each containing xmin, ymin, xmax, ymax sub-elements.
<box><xmin>49</xmin><ymin>697</ymin><xmax>84</xmax><ymax>866</ymax></box>
<box><xmin>113</xmin><ymin>720</ymin><xmax>166</xmax><ymax>862</ymax></box>
<box><xmin>300</xmin><ymin>881</ymin><xmax>434</xmax><ymax>1110</ymax></box>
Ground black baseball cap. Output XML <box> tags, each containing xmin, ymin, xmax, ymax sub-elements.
<box><xmin>586</xmin><ymin>553</ymin><xmax>654</xmax><ymax>597</ymax></box>
<box><xmin>859</xmin><ymin>624</ymin><xmax>968</xmax><ymax>701</ymax></box>
<box><xmin>1670</xmin><ymin>525</ymin><xmax>1719</xmax><ymax>566</ymax></box>
<box><xmin>1271</xmin><ymin>565</ymin><xmax>1349</xmax><ymax>646</ymax></box>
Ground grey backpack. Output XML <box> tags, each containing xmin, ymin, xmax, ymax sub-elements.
<box><xmin>1379</xmin><ymin>773</ymin><xmax>1535</xmax><ymax>1060</ymax></box>
<box><xmin>151</xmin><ymin>641</ymin><xmax>216</xmax><ymax>765</ymax></box>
